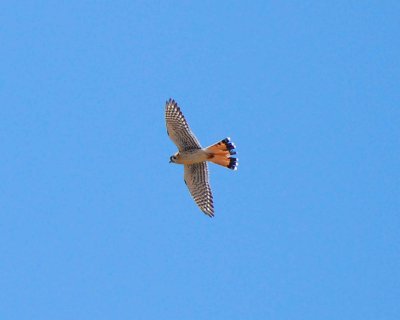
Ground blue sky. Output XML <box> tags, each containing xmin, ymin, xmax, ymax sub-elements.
<box><xmin>1</xmin><ymin>1</ymin><xmax>399</xmax><ymax>319</ymax></box>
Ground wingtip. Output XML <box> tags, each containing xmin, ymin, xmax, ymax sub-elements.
<box><xmin>202</xmin><ymin>204</ymin><xmax>214</xmax><ymax>217</ymax></box>
<box><xmin>199</xmin><ymin>207</ymin><xmax>214</xmax><ymax>217</ymax></box>
<box><xmin>166</xmin><ymin>98</ymin><xmax>180</xmax><ymax>111</ymax></box>
<box><xmin>166</xmin><ymin>98</ymin><xmax>176</xmax><ymax>105</ymax></box>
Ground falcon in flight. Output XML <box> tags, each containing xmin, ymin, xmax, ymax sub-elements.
<box><xmin>165</xmin><ymin>98</ymin><xmax>238</xmax><ymax>217</ymax></box>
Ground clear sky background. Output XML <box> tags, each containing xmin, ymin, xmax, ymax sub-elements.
<box><xmin>1</xmin><ymin>1</ymin><xmax>399</xmax><ymax>319</ymax></box>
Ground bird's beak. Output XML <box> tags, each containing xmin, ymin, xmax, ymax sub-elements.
<box><xmin>169</xmin><ymin>160</ymin><xmax>172</xmax><ymax>163</ymax></box>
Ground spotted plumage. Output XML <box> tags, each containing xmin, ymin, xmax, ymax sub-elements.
<box><xmin>165</xmin><ymin>98</ymin><xmax>238</xmax><ymax>217</ymax></box>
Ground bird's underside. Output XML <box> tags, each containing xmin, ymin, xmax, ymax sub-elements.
<box><xmin>165</xmin><ymin>98</ymin><xmax>238</xmax><ymax>217</ymax></box>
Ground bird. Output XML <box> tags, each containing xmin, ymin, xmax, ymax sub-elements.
<box><xmin>165</xmin><ymin>98</ymin><xmax>238</xmax><ymax>217</ymax></box>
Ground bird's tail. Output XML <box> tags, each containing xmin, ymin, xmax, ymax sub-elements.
<box><xmin>205</xmin><ymin>137</ymin><xmax>238</xmax><ymax>170</ymax></box>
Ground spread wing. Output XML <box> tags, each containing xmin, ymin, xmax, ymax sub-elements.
<box><xmin>165</xmin><ymin>99</ymin><xmax>202</xmax><ymax>151</ymax></box>
<box><xmin>184</xmin><ymin>163</ymin><xmax>214</xmax><ymax>217</ymax></box>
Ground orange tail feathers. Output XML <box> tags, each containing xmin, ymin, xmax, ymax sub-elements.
<box><xmin>205</xmin><ymin>137</ymin><xmax>238</xmax><ymax>170</ymax></box>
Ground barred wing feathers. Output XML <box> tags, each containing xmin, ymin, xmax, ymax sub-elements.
<box><xmin>165</xmin><ymin>99</ymin><xmax>202</xmax><ymax>151</ymax></box>
<box><xmin>184</xmin><ymin>163</ymin><xmax>214</xmax><ymax>217</ymax></box>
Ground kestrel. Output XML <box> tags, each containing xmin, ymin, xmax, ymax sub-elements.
<box><xmin>165</xmin><ymin>98</ymin><xmax>238</xmax><ymax>217</ymax></box>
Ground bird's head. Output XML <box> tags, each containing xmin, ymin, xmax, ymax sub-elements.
<box><xmin>169</xmin><ymin>153</ymin><xmax>179</xmax><ymax>163</ymax></box>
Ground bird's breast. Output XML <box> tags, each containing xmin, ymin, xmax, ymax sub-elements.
<box><xmin>176</xmin><ymin>149</ymin><xmax>209</xmax><ymax>164</ymax></box>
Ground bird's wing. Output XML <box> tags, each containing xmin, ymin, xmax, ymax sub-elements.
<box><xmin>184</xmin><ymin>162</ymin><xmax>214</xmax><ymax>217</ymax></box>
<box><xmin>165</xmin><ymin>99</ymin><xmax>202</xmax><ymax>151</ymax></box>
